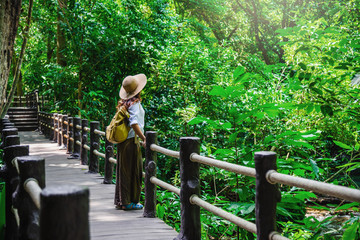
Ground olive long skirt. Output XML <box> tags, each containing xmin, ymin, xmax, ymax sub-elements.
<box><xmin>114</xmin><ymin>137</ymin><xmax>143</xmax><ymax>207</ymax></box>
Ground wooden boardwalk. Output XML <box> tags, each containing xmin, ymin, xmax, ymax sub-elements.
<box><xmin>19</xmin><ymin>131</ymin><xmax>178</xmax><ymax>240</ymax></box>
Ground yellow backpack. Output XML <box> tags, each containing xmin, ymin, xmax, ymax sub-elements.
<box><xmin>106</xmin><ymin>106</ymin><xmax>130</xmax><ymax>144</ymax></box>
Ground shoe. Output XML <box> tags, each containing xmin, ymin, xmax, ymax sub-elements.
<box><xmin>122</xmin><ymin>202</ymin><xmax>143</xmax><ymax>210</ymax></box>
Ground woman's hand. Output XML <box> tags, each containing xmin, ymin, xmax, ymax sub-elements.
<box><xmin>141</xmin><ymin>139</ymin><xmax>146</xmax><ymax>148</ymax></box>
<box><xmin>131</xmin><ymin>124</ymin><xmax>146</xmax><ymax>148</ymax></box>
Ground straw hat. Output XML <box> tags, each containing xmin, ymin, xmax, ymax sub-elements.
<box><xmin>119</xmin><ymin>74</ymin><xmax>147</xmax><ymax>100</ymax></box>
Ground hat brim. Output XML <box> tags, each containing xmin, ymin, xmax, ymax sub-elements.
<box><xmin>119</xmin><ymin>74</ymin><xmax>147</xmax><ymax>100</ymax></box>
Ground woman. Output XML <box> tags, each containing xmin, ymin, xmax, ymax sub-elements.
<box><xmin>114</xmin><ymin>73</ymin><xmax>147</xmax><ymax>210</ymax></box>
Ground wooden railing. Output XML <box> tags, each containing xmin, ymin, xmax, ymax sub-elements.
<box><xmin>11</xmin><ymin>90</ymin><xmax>49</xmax><ymax>111</ymax></box>
<box><xmin>0</xmin><ymin>118</ymin><xmax>90</xmax><ymax>240</ymax></box>
<box><xmin>37</xmin><ymin>111</ymin><xmax>360</xmax><ymax>239</ymax></box>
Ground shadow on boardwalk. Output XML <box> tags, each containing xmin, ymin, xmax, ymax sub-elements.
<box><xmin>19</xmin><ymin>131</ymin><xmax>178</xmax><ymax>240</ymax></box>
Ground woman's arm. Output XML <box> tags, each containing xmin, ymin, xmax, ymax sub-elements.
<box><xmin>131</xmin><ymin>123</ymin><xmax>146</xmax><ymax>147</ymax></box>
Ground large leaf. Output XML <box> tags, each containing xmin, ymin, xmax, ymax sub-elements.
<box><xmin>187</xmin><ymin>117</ymin><xmax>208</xmax><ymax>125</ymax></box>
<box><xmin>309</xmin><ymin>159</ymin><xmax>319</xmax><ymax>178</ymax></box>
<box><xmin>333</xmin><ymin>141</ymin><xmax>353</xmax><ymax>151</ymax></box>
<box><xmin>263</xmin><ymin>108</ymin><xmax>279</xmax><ymax>118</ymax></box>
<box><xmin>233</xmin><ymin>66</ymin><xmax>245</xmax><ymax>80</ymax></box>
<box><xmin>343</xmin><ymin>221</ymin><xmax>359</xmax><ymax>240</ymax></box>
<box><xmin>209</xmin><ymin>86</ymin><xmax>227</xmax><ymax>97</ymax></box>
<box><xmin>229</xmin><ymin>203</ymin><xmax>255</xmax><ymax>215</ymax></box>
<box><xmin>336</xmin><ymin>202</ymin><xmax>359</xmax><ymax>211</ymax></box>
<box><xmin>293</xmin><ymin>191</ymin><xmax>317</xmax><ymax>201</ymax></box>
<box><xmin>234</xmin><ymin>72</ymin><xmax>251</xmax><ymax>84</ymax></box>
<box><xmin>229</xmin><ymin>132</ymin><xmax>238</xmax><ymax>143</ymax></box>
<box><xmin>301</xmin><ymin>134</ymin><xmax>319</xmax><ymax>140</ymax></box>
<box><xmin>320</xmin><ymin>105</ymin><xmax>334</xmax><ymax>117</ymax></box>
<box><xmin>284</xmin><ymin>139</ymin><xmax>315</xmax><ymax>150</ymax></box>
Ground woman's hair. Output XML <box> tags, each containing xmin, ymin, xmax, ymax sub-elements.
<box><xmin>117</xmin><ymin>93</ymin><xmax>141</xmax><ymax>110</ymax></box>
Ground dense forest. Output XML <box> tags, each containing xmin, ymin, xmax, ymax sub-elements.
<box><xmin>1</xmin><ymin>0</ymin><xmax>360</xmax><ymax>239</ymax></box>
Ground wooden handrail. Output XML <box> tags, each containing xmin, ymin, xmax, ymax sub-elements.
<box><xmin>24</xmin><ymin>178</ymin><xmax>41</xmax><ymax>209</ymax></box>
<box><xmin>1</xmin><ymin>120</ymin><xmax>90</xmax><ymax>239</ymax></box>
<box><xmin>150</xmin><ymin>176</ymin><xmax>180</xmax><ymax>195</ymax></box>
<box><xmin>190</xmin><ymin>153</ymin><xmax>256</xmax><ymax>177</ymax></box>
<box><xmin>190</xmin><ymin>194</ymin><xmax>257</xmax><ymax>234</ymax></box>
<box><xmin>150</xmin><ymin>143</ymin><xmax>180</xmax><ymax>158</ymax></box>
<box><xmin>266</xmin><ymin>170</ymin><xmax>360</xmax><ymax>202</ymax></box>
<box><xmin>36</xmin><ymin>109</ymin><xmax>360</xmax><ymax>240</ymax></box>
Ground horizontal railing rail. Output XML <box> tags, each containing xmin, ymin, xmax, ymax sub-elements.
<box><xmin>190</xmin><ymin>153</ymin><xmax>256</xmax><ymax>177</ymax></box>
<box><xmin>150</xmin><ymin>144</ymin><xmax>180</xmax><ymax>159</ymax></box>
<box><xmin>266</xmin><ymin>170</ymin><xmax>360</xmax><ymax>202</ymax></box>
<box><xmin>23</xmin><ymin>178</ymin><xmax>42</xmax><ymax>209</ymax></box>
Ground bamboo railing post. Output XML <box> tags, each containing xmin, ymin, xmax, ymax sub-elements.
<box><xmin>61</xmin><ymin>115</ymin><xmax>68</xmax><ymax>150</ymax></box>
<box><xmin>1</xmin><ymin>128</ymin><xmax>18</xmax><ymax>148</ymax></box>
<box><xmin>0</xmin><ymin>119</ymin><xmax>10</xmax><ymax>148</ymax></box>
<box><xmin>40</xmin><ymin>112</ymin><xmax>45</xmax><ymax>136</ymax></box>
<box><xmin>41</xmin><ymin>112</ymin><xmax>46</xmax><ymax>137</ymax></box>
<box><xmin>175</xmin><ymin>137</ymin><xmax>201</xmax><ymax>240</ymax></box>
<box><xmin>66</xmin><ymin>117</ymin><xmax>73</xmax><ymax>155</ymax></box>
<box><xmin>3</xmin><ymin>145</ymin><xmax>29</xmax><ymax>240</ymax></box>
<box><xmin>45</xmin><ymin>113</ymin><xmax>48</xmax><ymax>139</ymax></box>
<box><xmin>15</xmin><ymin>156</ymin><xmax>45</xmax><ymax>240</ymax></box>
<box><xmin>69</xmin><ymin>117</ymin><xmax>80</xmax><ymax>159</ymax></box>
<box><xmin>143</xmin><ymin>131</ymin><xmax>158</xmax><ymax>218</ymax></box>
<box><xmin>4</xmin><ymin>135</ymin><xmax>20</xmax><ymax>148</ymax></box>
<box><xmin>0</xmin><ymin>118</ymin><xmax>10</xmax><ymax>130</ymax></box>
<box><xmin>3</xmin><ymin>122</ymin><xmax>15</xmax><ymax>127</ymax></box>
<box><xmin>57</xmin><ymin>114</ymin><xmax>63</xmax><ymax>147</ymax></box>
<box><xmin>89</xmin><ymin>121</ymin><xmax>100</xmax><ymax>173</ymax></box>
<box><xmin>35</xmin><ymin>90</ymin><xmax>39</xmax><ymax>109</ymax></box>
<box><xmin>26</xmin><ymin>94</ymin><xmax>29</xmax><ymax>107</ymax></box>
<box><xmin>46</xmin><ymin>113</ymin><xmax>51</xmax><ymax>138</ymax></box>
<box><xmin>2</xmin><ymin>126</ymin><xmax>17</xmax><ymax>136</ymax></box>
<box><xmin>48</xmin><ymin>113</ymin><xmax>54</xmax><ymax>141</ymax></box>
<box><xmin>38</xmin><ymin>112</ymin><xmax>43</xmax><ymax>135</ymax></box>
<box><xmin>80</xmin><ymin>119</ymin><xmax>88</xmax><ymax>165</ymax></box>
<box><xmin>0</xmin><ymin>135</ymin><xmax>20</xmax><ymax>179</ymax></box>
<box><xmin>40</xmin><ymin>186</ymin><xmax>90</xmax><ymax>240</ymax></box>
<box><xmin>254</xmin><ymin>151</ymin><xmax>280</xmax><ymax>240</ymax></box>
<box><xmin>103</xmin><ymin>137</ymin><xmax>114</xmax><ymax>184</ymax></box>
<box><xmin>2</xmin><ymin>123</ymin><xmax>15</xmax><ymax>132</ymax></box>
<box><xmin>52</xmin><ymin>113</ymin><xmax>58</xmax><ymax>143</ymax></box>
<box><xmin>35</xmin><ymin>90</ymin><xmax>40</xmax><ymax>131</ymax></box>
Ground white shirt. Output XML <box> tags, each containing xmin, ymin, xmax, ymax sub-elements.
<box><xmin>127</xmin><ymin>102</ymin><xmax>145</xmax><ymax>139</ymax></box>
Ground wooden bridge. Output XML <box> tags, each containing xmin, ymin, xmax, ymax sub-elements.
<box><xmin>1</xmin><ymin>92</ymin><xmax>360</xmax><ymax>240</ymax></box>
<box><xmin>18</xmin><ymin>130</ymin><xmax>177</xmax><ymax>240</ymax></box>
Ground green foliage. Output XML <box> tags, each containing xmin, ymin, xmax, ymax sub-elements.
<box><xmin>156</xmin><ymin>190</ymin><xmax>181</xmax><ymax>231</ymax></box>
<box><xmin>18</xmin><ymin>0</ymin><xmax>360</xmax><ymax>239</ymax></box>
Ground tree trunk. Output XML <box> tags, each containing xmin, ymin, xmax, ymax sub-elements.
<box><xmin>57</xmin><ymin>0</ymin><xmax>67</xmax><ymax>67</ymax></box>
<box><xmin>0</xmin><ymin>0</ymin><xmax>22</xmax><ymax>115</ymax></box>
<box><xmin>47</xmin><ymin>29</ymin><xmax>55</xmax><ymax>63</ymax></box>
<box><xmin>251</xmin><ymin>0</ymin><xmax>271</xmax><ymax>65</ymax></box>
<box><xmin>1</xmin><ymin>0</ymin><xmax>34</xmax><ymax>118</ymax></box>
<box><xmin>77</xmin><ymin>23</ymin><xmax>84</xmax><ymax>116</ymax></box>
<box><xmin>16</xmin><ymin>72</ymin><xmax>23</xmax><ymax>96</ymax></box>
<box><xmin>11</xmin><ymin>55</ymin><xmax>24</xmax><ymax>96</ymax></box>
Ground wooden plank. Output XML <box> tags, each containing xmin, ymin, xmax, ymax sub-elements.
<box><xmin>19</xmin><ymin>131</ymin><xmax>178</xmax><ymax>240</ymax></box>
